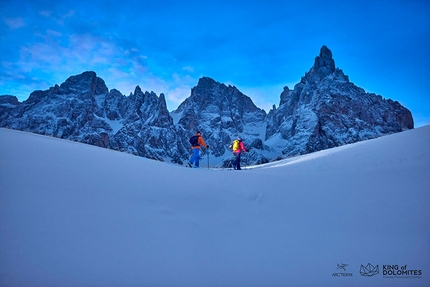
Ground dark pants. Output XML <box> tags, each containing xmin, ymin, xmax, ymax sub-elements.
<box><xmin>233</xmin><ymin>152</ymin><xmax>242</xmax><ymax>170</ymax></box>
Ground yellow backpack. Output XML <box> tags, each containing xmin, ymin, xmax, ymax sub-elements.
<box><xmin>231</xmin><ymin>140</ymin><xmax>239</xmax><ymax>151</ymax></box>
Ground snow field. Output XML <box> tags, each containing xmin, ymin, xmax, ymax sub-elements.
<box><xmin>0</xmin><ymin>126</ymin><xmax>429</xmax><ymax>287</ymax></box>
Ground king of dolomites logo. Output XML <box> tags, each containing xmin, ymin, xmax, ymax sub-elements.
<box><xmin>360</xmin><ymin>263</ymin><xmax>379</xmax><ymax>277</ymax></box>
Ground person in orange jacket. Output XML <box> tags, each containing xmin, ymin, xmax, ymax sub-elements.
<box><xmin>188</xmin><ymin>131</ymin><xmax>209</xmax><ymax>168</ymax></box>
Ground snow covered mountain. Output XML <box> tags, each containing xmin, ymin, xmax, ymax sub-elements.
<box><xmin>266</xmin><ymin>45</ymin><xmax>414</xmax><ymax>157</ymax></box>
<box><xmin>0</xmin><ymin>46</ymin><xmax>414</xmax><ymax>166</ymax></box>
<box><xmin>0</xmin><ymin>71</ymin><xmax>187</xmax><ymax>163</ymax></box>
<box><xmin>171</xmin><ymin>77</ymin><xmax>270</xmax><ymax>166</ymax></box>
<box><xmin>1</xmin><ymin>125</ymin><xmax>429</xmax><ymax>287</ymax></box>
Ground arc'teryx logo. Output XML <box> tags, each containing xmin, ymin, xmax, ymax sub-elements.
<box><xmin>337</xmin><ymin>263</ymin><xmax>348</xmax><ymax>271</ymax></box>
<box><xmin>360</xmin><ymin>263</ymin><xmax>379</xmax><ymax>277</ymax></box>
<box><xmin>332</xmin><ymin>263</ymin><xmax>353</xmax><ymax>277</ymax></box>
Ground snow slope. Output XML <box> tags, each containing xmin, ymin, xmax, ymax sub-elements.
<box><xmin>1</xmin><ymin>126</ymin><xmax>429</xmax><ymax>287</ymax></box>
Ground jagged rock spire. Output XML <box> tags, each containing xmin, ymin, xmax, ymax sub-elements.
<box><xmin>314</xmin><ymin>45</ymin><xmax>335</xmax><ymax>71</ymax></box>
<box><xmin>266</xmin><ymin>45</ymin><xmax>414</xmax><ymax>157</ymax></box>
<box><xmin>307</xmin><ymin>45</ymin><xmax>337</xmax><ymax>81</ymax></box>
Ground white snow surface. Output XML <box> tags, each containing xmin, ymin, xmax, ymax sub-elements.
<box><xmin>1</xmin><ymin>126</ymin><xmax>429</xmax><ymax>287</ymax></box>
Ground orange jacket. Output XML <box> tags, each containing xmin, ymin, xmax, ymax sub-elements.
<box><xmin>192</xmin><ymin>134</ymin><xmax>208</xmax><ymax>149</ymax></box>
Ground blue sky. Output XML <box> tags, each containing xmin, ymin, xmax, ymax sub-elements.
<box><xmin>1</xmin><ymin>0</ymin><xmax>429</xmax><ymax>126</ymax></box>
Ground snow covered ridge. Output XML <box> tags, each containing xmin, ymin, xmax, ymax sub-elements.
<box><xmin>0</xmin><ymin>126</ymin><xmax>429</xmax><ymax>287</ymax></box>
<box><xmin>0</xmin><ymin>46</ymin><xmax>413</xmax><ymax>167</ymax></box>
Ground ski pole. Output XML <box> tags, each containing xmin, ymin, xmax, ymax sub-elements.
<box><xmin>207</xmin><ymin>148</ymin><xmax>209</xmax><ymax>169</ymax></box>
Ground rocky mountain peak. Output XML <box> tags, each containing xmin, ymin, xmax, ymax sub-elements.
<box><xmin>197</xmin><ymin>76</ymin><xmax>217</xmax><ymax>87</ymax></box>
<box><xmin>0</xmin><ymin>95</ymin><xmax>19</xmax><ymax>105</ymax></box>
<box><xmin>266</xmin><ymin>46</ymin><xmax>414</xmax><ymax>157</ymax></box>
<box><xmin>306</xmin><ymin>45</ymin><xmax>337</xmax><ymax>82</ymax></box>
<box><xmin>0</xmin><ymin>47</ymin><xmax>415</xmax><ymax>167</ymax></box>
<box><xmin>134</xmin><ymin>85</ymin><xmax>143</xmax><ymax>95</ymax></box>
<box><xmin>59</xmin><ymin>71</ymin><xmax>108</xmax><ymax>97</ymax></box>
<box><xmin>314</xmin><ymin>45</ymin><xmax>335</xmax><ymax>71</ymax></box>
<box><xmin>172</xmin><ymin>76</ymin><xmax>267</xmax><ymax>161</ymax></box>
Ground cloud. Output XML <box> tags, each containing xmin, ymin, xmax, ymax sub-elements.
<box><xmin>20</xmin><ymin>43</ymin><xmax>63</xmax><ymax>71</ymax></box>
<box><xmin>1</xmin><ymin>28</ymin><xmax>152</xmax><ymax>100</ymax></box>
<box><xmin>38</xmin><ymin>8</ymin><xmax>75</xmax><ymax>25</ymax></box>
<box><xmin>100</xmin><ymin>69</ymin><xmax>195</xmax><ymax>110</ymax></box>
<box><xmin>3</xmin><ymin>17</ymin><xmax>26</xmax><ymax>29</ymax></box>
<box><xmin>103</xmin><ymin>71</ymin><xmax>195</xmax><ymax>111</ymax></box>
<box><xmin>46</xmin><ymin>29</ymin><xmax>63</xmax><ymax>37</ymax></box>
<box><xmin>165</xmin><ymin>85</ymin><xmax>192</xmax><ymax>109</ymax></box>
<box><xmin>39</xmin><ymin>10</ymin><xmax>52</xmax><ymax>17</ymax></box>
<box><xmin>16</xmin><ymin>31</ymin><xmax>149</xmax><ymax>75</ymax></box>
<box><xmin>62</xmin><ymin>10</ymin><xmax>76</xmax><ymax>19</ymax></box>
<box><xmin>238</xmin><ymin>84</ymin><xmax>290</xmax><ymax>112</ymax></box>
<box><xmin>182</xmin><ymin>66</ymin><xmax>194</xmax><ymax>73</ymax></box>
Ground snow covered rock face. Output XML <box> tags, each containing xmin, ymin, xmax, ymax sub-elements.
<box><xmin>265</xmin><ymin>45</ymin><xmax>414</xmax><ymax>156</ymax></box>
<box><xmin>0</xmin><ymin>71</ymin><xmax>187</xmax><ymax>164</ymax></box>
<box><xmin>0</xmin><ymin>46</ymin><xmax>414</xmax><ymax>165</ymax></box>
<box><xmin>0</xmin><ymin>71</ymin><xmax>110</xmax><ymax>143</ymax></box>
<box><xmin>0</xmin><ymin>95</ymin><xmax>19</xmax><ymax>123</ymax></box>
<box><xmin>172</xmin><ymin>77</ymin><xmax>268</xmax><ymax>165</ymax></box>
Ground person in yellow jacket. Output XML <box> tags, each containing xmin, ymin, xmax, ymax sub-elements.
<box><xmin>231</xmin><ymin>137</ymin><xmax>247</xmax><ymax>170</ymax></box>
<box><xmin>188</xmin><ymin>131</ymin><xmax>209</xmax><ymax>168</ymax></box>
